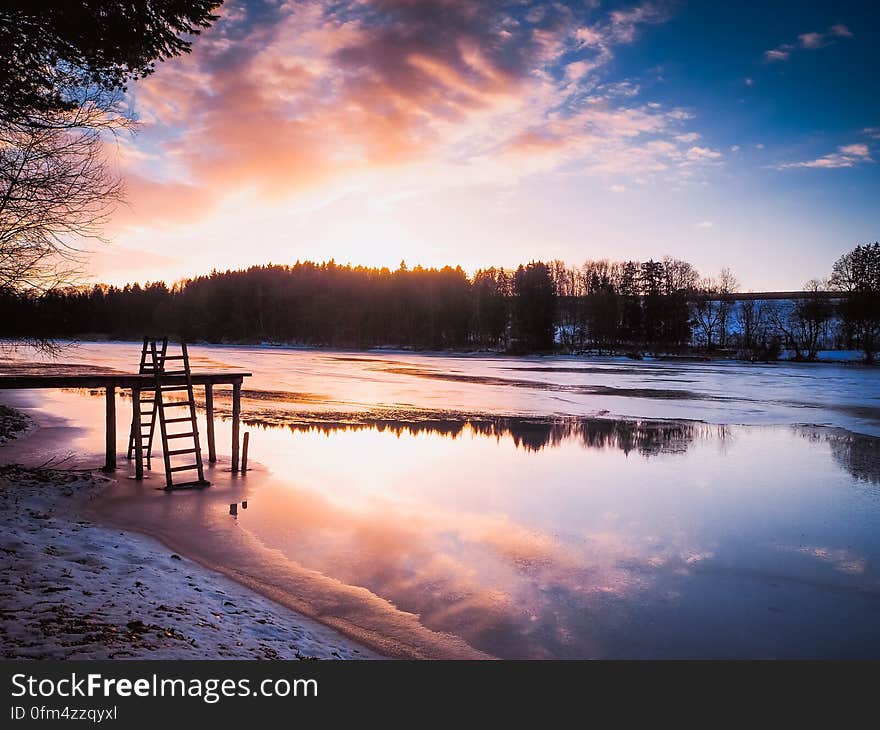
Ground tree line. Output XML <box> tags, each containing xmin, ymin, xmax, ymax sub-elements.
<box><xmin>1</xmin><ymin>243</ymin><xmax>877</xmax><ymax>361</ymax></box>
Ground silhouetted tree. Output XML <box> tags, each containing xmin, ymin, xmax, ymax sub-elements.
<box><xmin>472</xmin><ymin>268</ymin><xmax>510</xmax><ymax>348</ymax></box>
<box><xmin>692</xmin><ymin>268</ymin><xmax>737</xmax><ymax>350</ymax></box>
<box><xmin>0</xmin><ymin>92</ymin><xmax>125</xmax><ymax>295</ymax></box>
<box><xmin>619</xmin><ymin>260</ymin><xmax>642</xmax><ymax>344</ymax></box>
<box><xmin>640</xmin><ymin>259</ymin><xmax>663</xmax><ymax>348</ymax></box>
<box><xmin>0</xmin><ymin>1</ymin><xmax>221</xmax><ymax>306</ymax></box>
<box><xmin>734</xmin><ymin>298</ymin><xmax>775</xmax><ymax>359</ymax></box>
<box><xmin>587</xmin><ymin>278</ymin><xmax>619</xmax><ymax>353</ymax></box>
<box><xmin>830</xmin><ymin>242</ymin><xmax>880</xmax><ymax>363</ymax></box>
<box><xmin>0</xmin><ymin>1</ymin><xmax>221</xmax><ymax>123</ymax></box>
<box><xmin>767</xmin><ymin>280</ymin><xmax>833</xmax><ymax>361</ymax></box>
<box><xmin>659</xmin><ymin>257</ymin><xmax>697</xmax><ymax>349</ymax></box>
<box><xmin>512</xmin><ymin>262</ymin><xmax>556</xmax><ymax>351</ymax></box>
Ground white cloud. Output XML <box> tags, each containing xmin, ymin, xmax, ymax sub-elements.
<box><xmin>839</xmin><ymin>143</ymin><xmax>870</xmax><ymax>156</ymax></box>
<box><xmin>607</xmin><ymin>3</ymin><xmax>670</xmax><ymax>43</ymax></box>
<box><xmin>695</xmin><ymin>220</ymin><xmax>714</xmax><ymax>229</ymax></box>
<box><xmin>686</xmin><ymin>145</ymin><xmax>722</xmax><ymax>161</ymax></box>
<box><xmin>609</xmin><ymin>184</ymin><xmax>626</xmax><ymax>193</ymax></box>
<box><xmin>597</xmin><ymin>80</ymin><xmax>641</xmax><ymax>97</ymax></box>
<box><xmin>764</xmin><ymin>46</ymin><xmax>792</xmax><ymax>62</ymax></box>
<box><xmin>776</xmin><ymin>143</ymin><xmax>872</xmax><ymax>169</ymax></box>
<box><xmin>798</xmin><ymin>32</ymin><xmax>825</xmax><ymax>49</ymax></box>
<box><xmin>565</xmin><ymin>60</ymin><xmax>592</xmax><ymax>81</ymax></box>
<box><xmin>764</xmin><ymin>24</ymin><xmax>853</xmax><ymax>62</ymax></box>
<box><xmin>574</xmin><ymin>27</ymin><xmax>604</xmax><ymax>47</ymax></box>
<box><xmin>744</xmin><ymin>77</ymin><xmax>754</xmax><ymax>86</ymax></box>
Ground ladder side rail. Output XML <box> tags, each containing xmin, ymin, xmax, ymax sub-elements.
<box><xmin>181</xmin><ymin>342</ymin><xmax>206</xmax><ymax>484</ymax></box>
<box><xmin>152</xmin><ymin>339</ymin><xmax>174</xmax><ymax>489</ymax></box>
<box><xmin>141</xmin><ymin>342</ymin><xmax>161</xmax><ymax>470</ymax></box>
<box><xmin>128</xmin><ymin>337</ymin><xmax>151</xmax><ymax>459</ymax></box>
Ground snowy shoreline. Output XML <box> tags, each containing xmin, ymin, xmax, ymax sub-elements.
<box><xmin>0</xmin><ymin>415</ymin><xmax>377</xmax><ymax>660</ymax></box>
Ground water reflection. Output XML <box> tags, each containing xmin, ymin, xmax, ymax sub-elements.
<box><xmin>242</xmin><ymin>415</ymin><xmax>726</xmax><ymax>456</ymax></box>
<box><xmin>224</xmin><ymin>418</ymin><xmax>880</xmax><ymax>658</ymax></box>
<box><xmin>798</xmin><ymin>428</ymin><xmax>880</xmax><ymax>487</ymax></box>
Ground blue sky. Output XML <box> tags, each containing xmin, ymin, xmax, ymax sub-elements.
<box><xmin>95</xmin><ymin>0</ymin><xmax>880</xmax><ymax>290</ymax></box>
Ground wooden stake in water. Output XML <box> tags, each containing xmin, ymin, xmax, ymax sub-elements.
<box><xmin>241</xmin><ymin>431</ymin><xmax>249</xmax><ymax>473</ymax></box>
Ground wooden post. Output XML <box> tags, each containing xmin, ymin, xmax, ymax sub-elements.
<box><xmin>205</xmin><ymin>383</ymin><xmax>216</xmax><ymax>463</ymax></box>
<box><xmin>132</xmin><ymin>387</ymin><xmax>144</xmax><ymax>480</ymax></box>
<box><xmin>231</xmin><ymin>380</ymin><xmax>241</xmax><ymax>473</ymax></box>
<box><xmin>241</xmin><ymin>432</ymin><xmax>249</xmax><ymax>473</ymax></box>
<box><xmin>104</xmin><ymin>386</ymin><xmax>116</xmax><ymax>471</ymax></box>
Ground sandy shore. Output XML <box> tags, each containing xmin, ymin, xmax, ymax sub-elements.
<box><xmin>0</xmin><ymin>405</ymin><xmax>376</xmax><ymax>660</ymax></box>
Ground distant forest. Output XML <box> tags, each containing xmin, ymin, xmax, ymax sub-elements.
<box><xmin>1</xmin><ymin>245</ymin><xmax>878</xmax><ymax>361</ymax></box>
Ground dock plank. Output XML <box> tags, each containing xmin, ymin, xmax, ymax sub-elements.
<box><xmin>0</xmin><ymin>365</ymin><xmax>251</xmax><ymax>390</ymax></box>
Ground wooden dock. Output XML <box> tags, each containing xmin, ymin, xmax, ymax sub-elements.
<box><xmin>0</xmin><ymin>366</ymin><xmax>251</xmax><ymax>477</ymax></box>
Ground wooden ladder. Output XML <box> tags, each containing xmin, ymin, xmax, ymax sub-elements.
<box><xmin>127</xmin><ymin>338</ymin><xmax>159</xmax><ymax>469</ymax></box>
<box><xmin>133</xmin><ymin>337</ymin><xmax>209</xmax><ymax>490</ymax></box>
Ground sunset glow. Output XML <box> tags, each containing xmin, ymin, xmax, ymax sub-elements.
<box><xmin>94</xmin><ymin>0</ymin><xmax>880</xmax><ymax>288</ymax></box>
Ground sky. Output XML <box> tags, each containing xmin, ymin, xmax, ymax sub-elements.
<box><xmin>91</xmin><ymin>0</ymin><xmax>880</xmax><ymax>290</ymax></box>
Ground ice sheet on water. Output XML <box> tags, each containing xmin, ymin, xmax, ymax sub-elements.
<box><xmin>6</xmin><ymin>341</ymin><xmax>877</xmax><ymax>436</ymax></box>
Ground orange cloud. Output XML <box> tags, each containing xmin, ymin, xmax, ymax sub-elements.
<box><xmin>109</xmin><ymin>175</ymin><xmax>215</xmax><ymax>230</ymax></box>
<box><xmin>114</xmin><ymin>1</ymin><xmax>708</xmax><ymax>234</ymax></box>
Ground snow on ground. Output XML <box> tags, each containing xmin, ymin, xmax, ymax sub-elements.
<box><xmin>0</xmin><ymin>404</ymin><xmax>32</xmax><ymax>445</ymax></box>
<box><xmin>0</xmin><ymin>463</ymin><xmax>377</xmax><ymax>660</ymax></box>
<box><xmin>779</xmin><ymin>349</ymin><xmax>865</xmax><ymax>362</ymax></box>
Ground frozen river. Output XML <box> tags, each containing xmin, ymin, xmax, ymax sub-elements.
<box><xmin>3</xmin><ymin>342</ymin><xmax>880</xmax><ymax>657</ymax></box>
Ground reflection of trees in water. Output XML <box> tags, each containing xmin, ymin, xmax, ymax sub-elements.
<box><xmin>242</xmin><ymin>415</ymin><xmax>724</xmax><ymax>457</ymax></box>
<box><xmin>469</xmin><ymin>418</ymin><xmax>710</xmax><ymax>455</ymax></box>
<box><xmin>800</xmin><ymin>428</ymin><xmax>880</xmax><ymax>486</ymax></box>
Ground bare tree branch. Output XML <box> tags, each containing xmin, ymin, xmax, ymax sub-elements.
<box><xmin>0</xmin><ymin>87</ymin><xmax>129</xmax><ymax>297</ymax></box>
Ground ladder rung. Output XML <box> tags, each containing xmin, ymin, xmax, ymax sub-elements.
<box><xmin>167</xmin><ymin>448</ymin><xmax>197</xmax><ymax>456</ymax></box>
<box><xmin>162</xmin><ymin>370</ymin><xmax>187</xmax><ymax>375</ymax></box>
<box><xmin>163</xmin><ymin>355</ymin><xmax>186</xmax><ymax>360</ymax></box>
<box><xmin>162</xmin><ymin>401</ymin><xmax>192</xmax><ymax>408</ymax></box>
<box><xmin>169</xmin><ymin>464</ymin><xmax>199</xmax><ymax>472</ymax></box>
<box><xmin>165</xmin><ymin>417</ymin><xmax>191</xmax><ymax>423</ymax></box>
<box><xmin>139</xmin><ymin>398</ymin><xmax>156</xmax><ymax>403</ymax></box>
<box><xmin>166</xmin><ymin>432</ymin><xmax>195</xmax><ymax>439</ymax></box>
